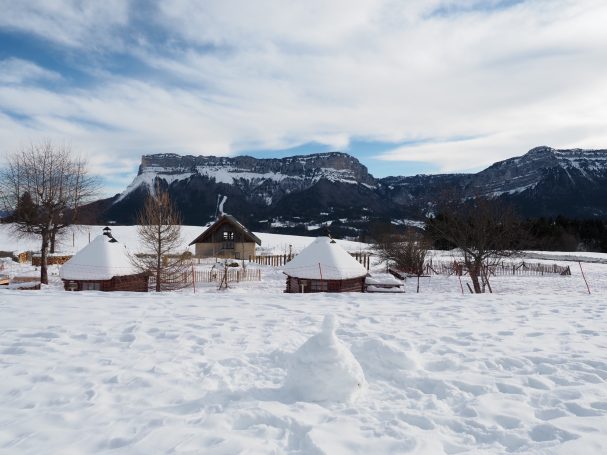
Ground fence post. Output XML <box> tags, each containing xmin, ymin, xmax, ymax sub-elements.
<box><xmin>578</xmin><ymin>261</ymin><xmax>591</xmax><ymax>294</ymax></box>
<box><xmin>191</xmin><ymin>264</ymin><xmax>196</xmax><ymax>293</ymax></box>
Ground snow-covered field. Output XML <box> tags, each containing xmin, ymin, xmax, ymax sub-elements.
<box><xmin>1</xmin><ymin>228</ymin><xmax>606</xmax><ymax>454</ymax></box>
<box><xmin>0</xmin><ymin>224</ymin><xmax>369</xmax><ymax>257</ymax></box>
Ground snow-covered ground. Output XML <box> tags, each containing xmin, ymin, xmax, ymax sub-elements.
<box><xmin>1</xmin><ymin>229</ymin><xmax>606</xmax><ymax>454</ymax></box>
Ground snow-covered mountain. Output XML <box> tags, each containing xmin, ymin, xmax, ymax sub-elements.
<box><xmin>380</xmin><ymin>146</ymin><xmax>607</xmax><ymax>218</ymax></box>
<box><xmin>471</xmin><ymin>146</ymin><xmax>607</xmax><ymax>196</ymax></box>
<box><xmin>96</xmin><ymin>147</ymin><xmax>607</xmax><ymax>231</ymax></box>
<box><xmin>116</xmin><ymin>152</ymin><xmax>375</xmax><ymax>206</ymax></box>
<box><xmin>104</xmin><ymin>152</ymin><xmax>385</xmax><ymax>233</ymax></box>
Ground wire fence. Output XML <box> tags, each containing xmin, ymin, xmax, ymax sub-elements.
<box><xmin>423</xmin><ymin>260</ymin><xmax>571</xmax><ymax>277</ymax></box>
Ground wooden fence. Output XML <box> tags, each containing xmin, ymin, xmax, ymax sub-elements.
<box><xmin>193</xmin><ymin>268</ymin><xmax>262</xmax><ymax>283</ymax></box>
<box><xmin>423</xmin><ymin>260</ymin><xmax>571</xmax><ymax>277</ymax></box>
<box><xmin>253</xmin><ymin>254</ymin><xmax>294</xmax><ymax>267</ymax></box>
<box><xmin>150</xmin><ymin>268</ymin><xmax>262</xmax><ymax>287</ymax></box>
<box><xmin>253</xmin><ymin>252</ymin><xmax>372</xmax><ymax>270</ymax></box>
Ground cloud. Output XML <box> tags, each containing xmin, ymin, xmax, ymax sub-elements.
<box><xmin>0</xmin><ymin>58</ymin><xmax>62</xmax><ymax>84</ymax></box>
<box><xmin>0</xmin><ymin>0</ymin><xmax>129</xmax><ymax>48</ymax></box>
<box><xmin>1</xmin><ymin>0</ymin><xmax>607</xmax><ymax>191</ymax></box>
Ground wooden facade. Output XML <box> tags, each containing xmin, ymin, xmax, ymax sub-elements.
<box><xmin>190</xmin><ymin>214</ymin><xmax>261</xmax><ymax>259</ymax></box>
<box><xmin>62</xmin><ymin>273</ymin><xmax>149</xmax><ymax>292</ymax></box>
<box><xmin>285</xmin><ymin>275</ymin><xmax>366</xmax><ymax>293</ymax></box>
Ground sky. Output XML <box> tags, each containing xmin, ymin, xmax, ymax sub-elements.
<box><xmin>1</xmin><ymin>0</ymin><xmax>607</xmax><ymax>196</ymax></box>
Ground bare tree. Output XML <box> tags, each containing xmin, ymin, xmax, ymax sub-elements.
<box><xmin>0</xmin><ymin>142</ymin><xmax>97</xmax><ymax>284</ymax></box>
<box><xmin>373</xmin><ymin>227</ymin><xmax>430</xmax><ymax>293</ymax></box>
<box><xmin>426</xmin><ymin>196</ymin><xmax>523</xmax><ymax>293</ymax></box>
<box><xmin>132</xmin><ymin>186</ymin><xmax>191</xmax><ymax>291</ymax></box>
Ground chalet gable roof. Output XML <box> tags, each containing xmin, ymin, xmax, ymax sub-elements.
<box><xmin>189</xmin><ymin>214</ymin><xmax>262</xmax><ymax>246</ymax></box>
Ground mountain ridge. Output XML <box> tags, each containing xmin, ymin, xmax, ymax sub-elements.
<box><xmin>95</xmin><ymin>146</ymin><xmax>607</xmax><ymax>233</ymax></box>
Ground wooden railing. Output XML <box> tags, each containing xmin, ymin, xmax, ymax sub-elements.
<box><xmin>150</xmin><ymin>268</ymin><xmax>262</xmax><ymax>287</ymax></box>
<box><xmin>252</xmin><ymin>254</ymin><xmax>294</xmax><ymax>267</ymax></box>
<box><xmin>193</xmin><ymin>268</ymin><xmax>262</xmax><ymax>283</ymax></box>
<box><xmin>252</xmin><ymin>252</ymin><xmax>372</xmax><ymax>270</ymax></box>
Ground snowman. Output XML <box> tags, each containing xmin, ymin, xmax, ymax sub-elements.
<box><xmin>283</xmin><ymin>315</ymin><xmax>366</xmax><ymax>403</ymax></box>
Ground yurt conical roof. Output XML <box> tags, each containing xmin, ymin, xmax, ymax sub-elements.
<box><xmin>283</xmin><ymin>237</ymin><xmax>367</xmax><ymax>280</ymax></box>
<box><xmin>60</xmin><ymin>234</ymin><xmax>138</xmax><ymax>281</ymax></box>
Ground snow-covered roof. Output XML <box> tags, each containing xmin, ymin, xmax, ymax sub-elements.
<box><xmin>365</xmin><ymin>274</ymin><xmax>403</xmax><ymax>286</ymax></box>
<box><xmin>60</xmin><ymin>234</ymin><xmax>139</xmax><ymax>281</ymax></box>
<box><xmin>283</xmin><ymin>237</ymin><xmax>368</xmax><ymax>280</ymax></box>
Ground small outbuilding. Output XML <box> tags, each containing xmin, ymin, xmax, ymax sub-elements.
<box><xmin>189</xmin><ymin>214</ymin><xmax>261</xmax><ymax>260</ymax></box>
<box><xmin>283</xmin><ymin>237</ymin><xmax>368</xmax><ymax>293</ymax></box>
<box><xmin>60</xmin><ymin>230</ymin><xmax>149</xmax><ymax>292</ymax></box>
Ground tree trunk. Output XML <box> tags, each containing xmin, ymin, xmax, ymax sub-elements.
<box><xmin>156</xmin><ymin>233</ymin><xmax>162</xmax><ymax>292</ymax></box>
<box><xmin>50</xmin><ymin>229</ymin><xmax>56</xmax><ymax>254</ymax></box>
<box><xmin>469</xmin><ymin>262</ymin><xmax>483</xmax><ymax>293</ymax></box>
<box><xmin>40</xmin><ymin>233</ymin><xmax>49</xmax><ymax>285</ymax></box>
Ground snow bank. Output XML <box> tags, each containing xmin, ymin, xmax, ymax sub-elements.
<box><xmin>283</xmin><ymin>315</ymin><xmax>366</xmax><ymax>403</ymax></box>
<box><xmin>352</xmin><ymin>338</ymin><xmax>419</xmax><ymax>379</ymax></box>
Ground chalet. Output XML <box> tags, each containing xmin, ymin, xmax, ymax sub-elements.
<box><xmin>283</xmin><ymin>237</ymin><xmax>368</xmax><ymax>293</ymax></box>
<box><xmin>189</xmin><ymin>214</ymin><xmax>261</xmax><ymax>260</ymax></box>
<box><xmin>59</xmin><ymin>229</ymin><xmax>149</xmax><ymax>292</ymax></box>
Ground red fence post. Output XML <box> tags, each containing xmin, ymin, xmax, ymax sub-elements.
<box><xmin>578</xmin><ymin>261</ymin><xmax>591</xmax><ymax>294</ymax></box>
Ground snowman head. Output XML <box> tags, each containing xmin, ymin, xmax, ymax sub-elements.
<box><xmin>322</xmin><ymin>314</ymin><xmax>337</xmax><ymax>334</ymax></box>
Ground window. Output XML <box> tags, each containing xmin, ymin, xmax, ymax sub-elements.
<box><xmin>297</xmin><ymin>280</ymin><xmax>309</xmax><ymax>293</ymax></box>
<box><xmin>82</xmin><ymin>282</ymin><xmax>101</xmax><ymax>291</ymax></box>
<box><xmin>222</xmin><ymin>230</ymin><xmax>235</xmax><ymax>249</ymax></box>
<box><xmin>310</xmin><ymin>280</ymin><xmax>328</xmax><ymax>292</ymax></box>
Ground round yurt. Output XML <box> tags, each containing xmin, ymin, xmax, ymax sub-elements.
<box><xmin>283</xmin><ymin>237</ymin><xmax>368</xmax><ymax>293</ymax></box>
<box><xmin>60</xmin><ymin>230</ymin><xmax>149</xmax><ymax>292</ymax></box>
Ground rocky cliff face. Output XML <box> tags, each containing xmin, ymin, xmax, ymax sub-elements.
<box><xmin>117</xmin><ymin>152</ymin><xmax>375</xmax><ymax>208</ymax></box>
<box><xmin>98</xmin><ymin>147</ymin><xmax>607</xmax><ymax>232</ymax></box>
<box><xmin>469</xmin><ymin>146</ymin><xmax>607</xmax><ymax>196</ymax></box>
<box><xmin>140</xmin><ymin>152</ymin><xmax>375</xmax><ymax>183</ymax></box>
<box><xmin>106</xmin><ymin>152</ymin><xmax>383</xmax><ymax>230</ymax></box>
<box><xmin>379</xmin><ymin>146</ymin><xmax>607</xmax><ymax>218</ymax></box>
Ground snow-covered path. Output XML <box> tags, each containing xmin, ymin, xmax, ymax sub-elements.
<box><xmin>1</xmin><ymin>290</ymin><xmax>606</xmax><ymax>454</ymax></box>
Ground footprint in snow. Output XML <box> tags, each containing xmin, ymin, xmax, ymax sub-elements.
<box><xmin>529</xmin><ymin>424</ymin><xmax>578</xmax><ymax>443</ymax></box>
<box><xmin>496</xmin><ymin>383</ymin><xmax>525</xmax><ymax>395</ymax></box>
